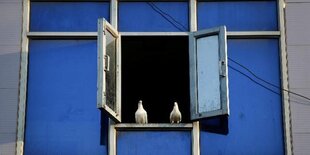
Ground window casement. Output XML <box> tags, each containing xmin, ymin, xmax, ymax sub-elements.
<box><xmin>97</xmin><ymin>18</ymin><xmax>122</xmax><ymax>123</ymax></box>
<box><xmin>97</xmin><ymin>18</ymin><xmax>229</xmax><ymax>123</ymax></box>
<box><xmin>189</xmin><ymin>26</ymin><xmax>229</xmax><ymax>120</ymax></box>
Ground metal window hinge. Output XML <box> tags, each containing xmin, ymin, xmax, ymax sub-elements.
<box><xmin>97</xmin><ymin>91</ymin><xmax>107</xmax><ymax>108</ymax></box>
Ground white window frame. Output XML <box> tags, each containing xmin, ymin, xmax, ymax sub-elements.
<box><xmin>97</xmin><ymin>18</ymin><xmax>122</xmax><ymax>123</ymax></box>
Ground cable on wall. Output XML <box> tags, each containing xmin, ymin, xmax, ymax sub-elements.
<box><xmin>146</xmin><ymin>1</ymin><xmax>310</xmax><ymax>105</ymax></box>
<box><xmin>229</xmin><ymin>64</ymin><xmax>310</xmax><ymax>106</ymax></box>
<box><xmin>228</xmin><ymin>57</ymin><xmax>310</xmax><ymax>102</ymax></box>
<box><xmin>147</xmin><ymin>2</ymin><xmax>187</xmax><ymax>31</ymax></box>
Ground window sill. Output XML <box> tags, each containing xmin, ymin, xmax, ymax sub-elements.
<box><xmin>114</xmin><ymin>123</ymin><xmax>193</xmax><ymax>131</ymax></box>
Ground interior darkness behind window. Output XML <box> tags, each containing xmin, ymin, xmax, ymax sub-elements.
<box><xmin>121</xmin><ymin>36</ymin><xmax>190</xmax><ymax>123</ymax></box>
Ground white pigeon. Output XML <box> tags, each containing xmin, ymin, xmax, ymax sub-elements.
<box><xmin>135</xmin><ymin>100</ymin><xmax>148</xmax><ymax>124</ymax></box>
<box><xmin>170</xmin><ymin>102</ymin><xmax>182</xmax><ymax>123</ymax></box>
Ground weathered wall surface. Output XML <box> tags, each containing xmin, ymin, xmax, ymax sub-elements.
<box><xmin>286</xmin><ymin>1</ymin><xmax>310</xmax><ymax>154</ymax></box>
<box><xmin>0</xmin><ymin>0</ymin><xmax>22</xmax><ymax>155</ymax></box>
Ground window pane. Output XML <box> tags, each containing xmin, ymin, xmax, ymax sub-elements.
<box><xmin>105</xmin><ymin>30</ymin><xmax>117</xmax><ymax>111</ymax></box>
<box><xmin>30</xmin><ymin>2</ymin><xmax>110</xmax><ymax>32</ymax></box>
<box><xmin>198</xmin><ymin>1</ymin><xmax>278</xmax><ymax>31</ymax></box>
<box><xmin>119</xmin><ymin>2</ymin><xmax>189</xmax><ymax>32</ymax></box>
<box><xmin>197</xmin><ymin>35</ymin><xmax>221</xmax><ymax>113</ymax></box>
<box><xmin>25</xmin><ymin>40</ymin><xmax>106</xmax><ymax>154</ymax></box>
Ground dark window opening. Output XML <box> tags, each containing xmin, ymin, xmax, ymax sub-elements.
<box><xmin>121</xmin><ymin>36</ymin><xmax>190</xmax><ymax>123</ymax></box>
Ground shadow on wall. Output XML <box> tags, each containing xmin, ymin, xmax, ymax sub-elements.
<box><xmin>200</xmin><ymin>115</ymin><xmax>229</xmax><ymax>135</ymax></box>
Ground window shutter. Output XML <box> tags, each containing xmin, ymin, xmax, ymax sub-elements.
<box><xmin>189</xmin><ymin>26</ymin><xmax>229</xmax><ymax>121</ymax></box>
<box><xmin>97</xmin><ymin>18</ymin><xmax>121</xmax><ymax>123</ymax></box>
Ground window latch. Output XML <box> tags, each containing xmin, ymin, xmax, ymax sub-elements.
<box><xmin>219</xmin><ymin>60</ymin><xmax>226</xmax><ymax>77</ymax></box>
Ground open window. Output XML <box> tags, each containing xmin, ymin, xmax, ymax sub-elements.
<box><xmin>97</xmin><ymin>19</ymin><xmax>229</xmax><ymax>123</ymax></box>
<box><xmin>189</xmin><ymin>26</ymin><xmax>229</xmax><ymax>121</ymax></box>
<box><xmin>97</xmin><ymin>18</ymin><xmax>121</xmax><ymax>123</ymax></box>
<box><xmin>121</xmin><ymin>36</ymin><xmax>190</xmax><ymax>123</ymax></box>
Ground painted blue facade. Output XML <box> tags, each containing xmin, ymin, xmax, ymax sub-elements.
<box><xmin>26</xmin><ymin>2</ymin><xmax>110</xmax><ymax>154</ymax></box>
<box><xmin>197</xmin><ymin>1</ymin><xmax>278</xmax><ymax>31</ymax></box>
<box><xmin>119</xmin><ymin>2</ymin><xmax>189</xmax><ymax>32</ymax></box>
<box><xmin>25</xmin><ymin>40</ymin><xmax>106</xmax><ymax>155</ymax></box>
<box><xmin>30</xmin><ymin>2</ymin><xmax>110</xmax><ymax>31</ymax></box>
<box><xmin>117</xmin><ymin>131</ymin><xmax>191</xmax><ymax>155</ymax></box>
<box><xmin>25</xmin><ymin>1</ymin><xmax>284</xmax><ymax>155</ymax></box>
<box><xmin>201</xmin><ymin>39</ymin><xmax>284</xmax><ymax>154</ymax></box>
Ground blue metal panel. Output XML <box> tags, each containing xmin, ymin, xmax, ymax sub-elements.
<box><xmin>200</xmin><ymin>39</ymin><xmax>284</xmax><ymax>154</ymax></box>
<box><xmin>30</xmin><ymin>2</ymin><xmax>110</xmax><ymax>32</ymax></box>
<box><xmin>25</xmin><ymin>40</ymin><xmax>107</xmax><ymax>155</ymax></box>
<box><xmin>198</xmin><ymin>1</ymin><xmax>278</xmax><ymax>31</ymax></box>
<box><xmin>117</xmin><ymin>131</ymin><xmax>191</xmax><ymax>155</ymax></box>
<box><xmin>119</xmin><ymin>2</ymin><xmax>189</xmax><ymax>32</ymax></box>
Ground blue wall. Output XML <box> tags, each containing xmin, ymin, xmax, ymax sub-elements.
<box><xmin>117</xmin><ymin>131</ymin><xmax>191</xmax><ymax>155</ymax></box>
<box><xmin>119</xmin><ymin>2</ymin><xmax>189</xmax><ymax>32</ymax></box>
<box><xmin>25</xmin><ymin>40</ymin><xmax>106</xmax><ymax>155</ymax></box>
<box><xmin>26</xmin><ymin>2</ymin><xmax>110</xmax><ymax>154</ymax></box>
<box><xmin>25</xmin><ymin>1</ymin><xmax>284</xmax><ymax>155</ymax></box>
<box><xmin>198</xmin><ymin>1</ymin><xmax>278</xmax><ymax>31</ymax></box>
<box><xmin>30</xmin><ymin>2</ymin><xmax>110</xmax><ymax>32</ymax></box>
<box><xmin>200</xmin><ymin>39</ymin><xmax>284</xmax><ymax>154</ymax></box>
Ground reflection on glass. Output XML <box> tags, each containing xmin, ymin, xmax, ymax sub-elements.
<box><xmin>105</xmin><ymin>30</ymin><xmax>117</xmax><ymax>111</ymax></box>
<box><xmin>197</xmin><ymin>35</ymin><xmax>221</xmax><ymax>113</ymax></box>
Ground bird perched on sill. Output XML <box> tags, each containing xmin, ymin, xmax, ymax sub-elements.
<box><xmin>170</xmin><ymin>102</ymin><xmax>182</xmax><ymax>123</ymax></box>
<box><xmin>135</xmin><ymin>100</ymin><xmax>148</xmax><ymax>124</ymax></box>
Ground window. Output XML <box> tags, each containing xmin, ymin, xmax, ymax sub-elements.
<box><xmin>97</xmin><ymin>18</ymin><xmax>229</xmax><ymax>123</ymax></box>
<box><xmin>97</xmin><ymin>18</ymin><xmax>121</xmax><ymax>123</ymax></box>
<box><xmin>121</xmin><ymin>36</ymin><xmax>190</xmax><ymax>123</ymax></box>
<box><xmin>20</xmin><ymin>1</ymin><xmax>287</xmax><ymax>155</ymax></box>
<box><xmin>189</xmin><ymin>26</ymin><xmax>229</xmax><ymax>120</ymax></box>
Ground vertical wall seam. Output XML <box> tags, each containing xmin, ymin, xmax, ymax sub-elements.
<box><xmin>279</xmin><ymin>0</ymin><xmax>293</xmax><ymax>154</ymax></box>
<box><xmin>284</xmin><ymin>2</ymin><xmax>294</xmax><ymax>154</ymax></box>
<box><xmin>16</xmin><ymin>0</ymin><xmax>29</xmax><ymax>154</ymax></box>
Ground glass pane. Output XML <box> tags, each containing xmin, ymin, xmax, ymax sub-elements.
<box><xmin>198</xmin><ymin>1</ymin><xmax>278</xmax><ymax>31</ymax></box>
<box><xmin>119</xmin><ymin>2</ymin><xmax>189</xmax><ymax>32</ymax></box>
<box><xmin>197</xmin><ymin>35</ymin><xmax>221</xmax><ymax>113</ymax></box>
<box><xmin>105</xmin><ymin>30</ymin><xmax>117</xmax><ymax>111</ymax></box>
<box><xmin>30</xmin><ymin>2</ymin><xmax>110</xmax><ymax>32</ymax></box>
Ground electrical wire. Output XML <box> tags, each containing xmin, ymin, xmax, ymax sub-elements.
<box><xmin>147</xmin><ymin>2</ymin><xmax>187</xmax><ymax>31</ymax></box>
<box><xmin>228</xmin><ymin>57</ymin><xmax>310</xmax><ymax>102</ymax></box>
<box><xmin>145</xmin><ymin>2</ymin><xmax>310</xmax><ymax>105</ymax></box>
<box><xmin>228</xmin><ymin>65</ymin><xmax>281</xmax><ymax>96</ymax></box>
<box><xmin>148</xmin><ymin>2</ymin><xmax>188</xmax><ymax>31</ymax></box>
<box><xmin>229</xmin><ymin>65</ymin><xmax>310</xmax><ymax>105</ymax></box>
